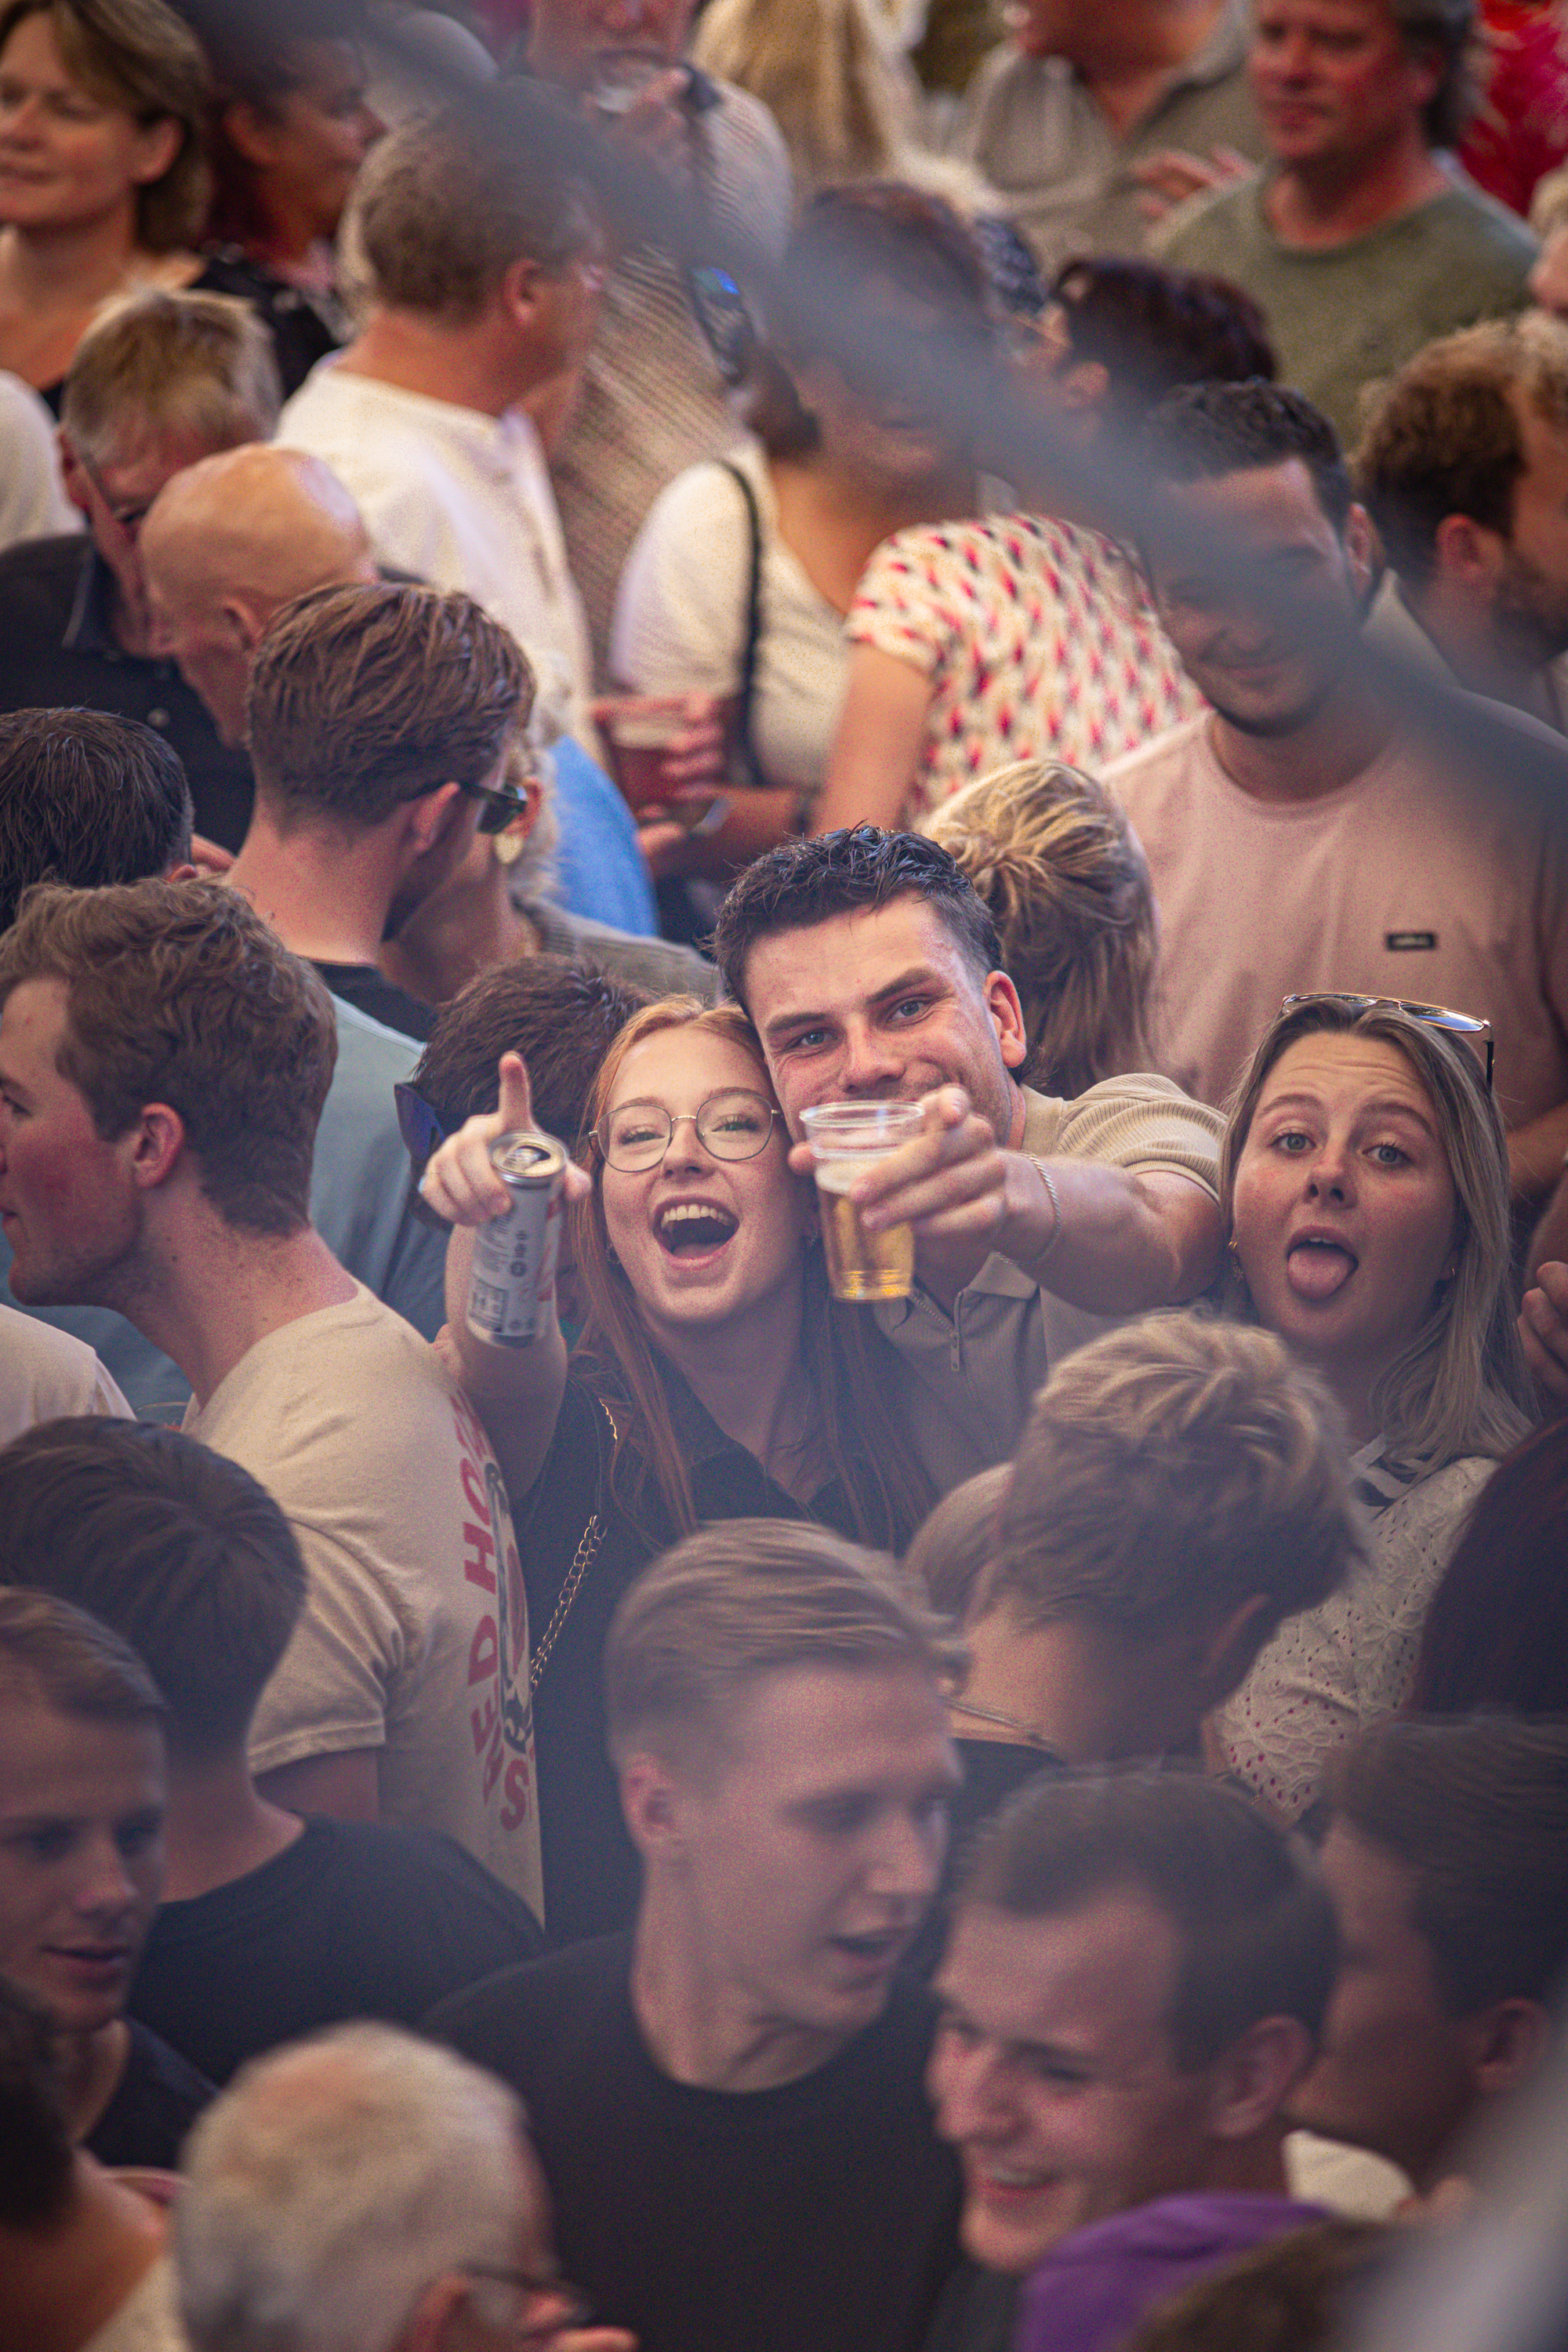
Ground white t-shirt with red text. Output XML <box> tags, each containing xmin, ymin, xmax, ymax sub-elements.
<box><xmin>184</xmin><ymin>1286</ymin><xmax>542</xmax><ymax>1922</ymax></box>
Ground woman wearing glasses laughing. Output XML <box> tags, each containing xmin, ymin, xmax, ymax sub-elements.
<box><xmin>421</xmin><ymin>998</ymin><xmax>935</xmax><ymax>1948</ymax></box>
<box><xmin>1211</xmin><ymin>992</ymin><xmax>1537</xmax><ymax>1822</ymax></box>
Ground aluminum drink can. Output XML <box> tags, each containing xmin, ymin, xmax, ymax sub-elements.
<box><xmin>464</xmin><ymin>1130</ymin><xmax>568</xmax><ymax>1346</ymax></box>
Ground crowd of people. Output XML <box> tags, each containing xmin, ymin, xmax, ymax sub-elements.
<box><xmin>2</xmin><ymin>2</ymin><xmax>1568</xmax><ymax>2350</ymax></box>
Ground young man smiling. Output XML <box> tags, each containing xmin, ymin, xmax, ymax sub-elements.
<box><xmin>1109</xmin><ymin>379</ymin><xmax>1568</xmax><ymax>1201</ymax></box>
<box><xmin>430</xmin><ymin>1519</ymin><xmax>965</xmax><ymax>2352</ymax></box>
<box><xmin>712</xmin><ymin>828</ymin><xmax>1225</xmax><ymax>1489</ymax></box>
<box><xmin>927</xmin><ymin>1768</ymin><xmax>1336</xmax><ymax>2352</ymax></box>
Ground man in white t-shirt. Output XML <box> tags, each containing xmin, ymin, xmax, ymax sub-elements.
<box><xmin>278</xmin><ymin>104</ymin><xmax>604</xmax><ymax>759</ymax></box>
<box><xmin>0</xmin><ymin>878</ymin><xmax>543</xmax><ymax>1923</ymax></box>
<box><xmin>1108</xmin><ymin>379</ymin><xmax>1568</xmax><ymax>1203</ymax></box>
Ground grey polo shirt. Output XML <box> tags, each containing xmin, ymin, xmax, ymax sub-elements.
<box><xmin>959</xmin><ymin>1</ymin><xmax>1264</xmax><ymax>274</ymax></box>
<box><xmin>880</xmin><ymin>1076</ymin><xmax>1225</xmax><ymax>1494</ymax></box>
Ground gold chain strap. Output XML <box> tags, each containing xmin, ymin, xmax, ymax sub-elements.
<box><xmin>528</xmin><ymin>1397</ymin><xmax>619</xmax><ymax>1696</ymax></box>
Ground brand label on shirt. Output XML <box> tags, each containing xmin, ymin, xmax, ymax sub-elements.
<box><xmin>1385</xmin><ymin>931</ymin><xmax>1438</xmax><ymax>951</ymax></box>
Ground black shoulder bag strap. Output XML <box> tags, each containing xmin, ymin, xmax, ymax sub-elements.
<box><xmin>717</xmin><ymin>458</ymin><xmax>768</xmax><ymax>789</ymax></box>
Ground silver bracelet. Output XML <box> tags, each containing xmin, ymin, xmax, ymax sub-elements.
<box><xmin>1028</xmin><ymin>1156</ymin><xmax>1062</xmax><ymax>1261</ymax></box>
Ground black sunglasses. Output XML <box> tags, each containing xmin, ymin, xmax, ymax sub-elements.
<box><xmin>461</xmin><ymin>772</ymin><xmax>533</xmax><ymax>835</ymax></box>
<box><xmin>1280</xmin><ymin>993</ymin><xmax>1494</xmax><ymax>1087</ymax></box>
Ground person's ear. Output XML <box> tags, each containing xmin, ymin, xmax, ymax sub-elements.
<box><xmin>124</xmin><ymin>1102</ymin><xmax>186</xmax><ymax>1194</ymax></box>
<box><xmin>129</xmin><ymin>112</ymin><xmax>183</xmax><ymax>189</ymax></box>
<box><xmin>401</xmin><ymin>2269</ymin><xmax>470</xmax><ymax>2350</ymax></box>
<box><xmin>983</xmin><ymin>969</ymin><xmax>1029</xmax><ymax>1073</ymax></box>
<box><xmin>57</xmin><ymin>429</ymin><xmax>93</xmax><ymax>521</ymax></box>
<box><xmin>619</xmin><ymin>1748</ymin><xmax>688</xmax><ymax>1863</ymax></box>
<box><xmin>1432</xmin><ymin>511</ymin><xmax>1506</xmax><ymax>601</ymax></box>
<box><xmin>1460</xmin><ymin>1997</ymin><xmax>1552</xmax><ymax>2101</ymax></box>
<box><xmin>1341</xmin><ymin>501</ymin><xmax>1377</xmax><ymax>602</ymax></box>
<box><xmin>404</xmin><ymin>781</ymin><xmax>467</xmax><ymax>859</ymax></box>
<box><xmin>214</xmin><ymin>593</ymin><xmax>264</xmax><ymax>655</ymax></box>
<box><xmin>1058</xmin><ymin>358</ymin><xmax>1109</xmax><ymax>416</ymax></box>
<box><xmin>1206</xmin><ymin>2014</ymin><xmax>1316</xmax><ymax>2140</ymax></box>
<box><xmin>220</xmin><ymin>97</ymin><xmax>284</xmax><ymax>172</ymax></box>
<box><xmin>1200</xmin><ymin>1593</ymin><xmax>1276</xmax><ymax>1707</ymax></box>
<box><xmin>499</xmin><ymin>254</ymin><xmax>545</xmax><ymax>334</ymax></box>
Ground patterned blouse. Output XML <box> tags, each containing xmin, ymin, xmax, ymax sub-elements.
<box><xmin>846</xmin><ymin>511</ymin><xmax>1199</xmax><ymax>825</ymax></box>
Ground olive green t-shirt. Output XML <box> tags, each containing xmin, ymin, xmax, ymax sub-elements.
<box><xmin>1154</xmin><ymin>171</ymin><xmax>1537</xmax><ymax>445</ymax></box>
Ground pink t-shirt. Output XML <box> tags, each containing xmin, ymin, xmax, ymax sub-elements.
<box><xmin>848</xmin><ymin>514</ymin><xmax>1198</xmax><ymax>824</ymax></box>
<box><xmin>1106</xmin><ymin>712</ymin><xmax>1568</xmax><ymax>1124</ymax></box>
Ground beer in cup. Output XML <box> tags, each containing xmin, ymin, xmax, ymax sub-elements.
<box><xmin>800</xmin><ymin>1100</ymin><xmax>924</xmax><ymax>1303</ymax></box>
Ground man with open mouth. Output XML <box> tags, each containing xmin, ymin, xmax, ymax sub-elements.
<box><xmin>431</xmin><ymin>1519</ymin><xmax>966</xmax><ymax>2352</ymax></box>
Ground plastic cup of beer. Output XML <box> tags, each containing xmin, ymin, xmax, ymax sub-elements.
<box><xmin>603</xmin><ymin>704</ymin><xmax>691</xmax><ymax>815</ymax></box>
<box><xmin>800</xmin><ymin>1100</ymin><xmax>924</xmax><ymax>1304</ymax></box>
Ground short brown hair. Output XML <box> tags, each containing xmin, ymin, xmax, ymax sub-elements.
<box><xmin>1356</xmin><ymin>315</ymin><xmax>1568</xmax><ymax>590</ymax></box>
<box><xmin>245</xmin><ymin>583</ymin><xmax>533</xmax><ymax>831</ymax></box>
<box><xmin>410</xmin><ymin>957</ymin><xmax>651</xmax><ymax>1155</ymax></box>
<box><xmin>0</xmin><ymin>0</ymin><xmax>211</xmax><ymax>251</ymax></box>
<box><xmin>0</xmin><ymin>707</ymin><xmax>192</xmax><ymax>929</ymax></box>
<box><xmin>993</xmin><ymin>1312</ymin><xmax>1359</xmax><ymax>1647</ymax></box>
<box><xmin>351</xmin><ymin>102</ymin><xmax>597</xmax><ymax>325</ymax></box>
<box><xmin>961</xmin><ymin>1766</ymin><xmax>1338</xmax><ymax>2068</ymax></box>
<box><xmin>61</xmin><ymin>287</ymin><xmax>281</xmax><ymax>466</ymax></box>
<box><xmin>0</xmin><ymin>1584</ymin><xmax>164</xmax><ymax>1731</ymax></box>
<box><xmin>1330</xmin><ymin>1717</ymin><xmax>1568</xmax><ymax>2016</ymax></box>
<box><xmin>604</xmin><ymin>1518</ymin><xmax>963</xmax><ymax>1764</ymax></box>
<box><xmin>0</xmin><ymin>879</ymin><xmax>336</xmax><ymax>1235</ymax></box>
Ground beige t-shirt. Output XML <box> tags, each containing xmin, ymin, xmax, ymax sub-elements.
<box><xmin>0</xmin><ymin>1301</ymin><xmax>130</xmax><ymax>1445</ymax></box>
<box><xmin>878</xmin><ymin>1076</ymin><xmax>1225</xmax><ymax>1492</ymax></box>
<box><xmin>1107</xmin><ymin>712</ymin><xmax>1568</xmax><ymax>1124</ymax></box>
<box><xmin>184</xmin><ymin>1286</ymin><xmax>542</xmax><ymax>1922</ymax></box>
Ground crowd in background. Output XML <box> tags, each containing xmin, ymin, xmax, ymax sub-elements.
<box><xmin>2</xmin><ymin>2</ymin><xmax>1568</xmax><ymax>2351</ymax></box>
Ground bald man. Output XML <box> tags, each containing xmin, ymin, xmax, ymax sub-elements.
<box><xmin>141</xmin><ymin>445</ymin><xmax>379</xmax><ymax>750</ymax></box>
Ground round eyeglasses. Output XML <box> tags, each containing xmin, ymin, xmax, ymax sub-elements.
<box><xmin>593</xmin><ymin>1088</ymin><xmax>782</xmax><ymax>1172</ymax></box>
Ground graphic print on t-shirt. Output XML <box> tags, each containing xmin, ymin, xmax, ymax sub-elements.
<box><xmin>452</xmin><ymin>1388</ymin><xmax>537</xmax><ymax>1842</ymax></box>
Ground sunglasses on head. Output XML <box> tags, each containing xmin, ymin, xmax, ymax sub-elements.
<box><xmin>1280</xmin><ymin>994</ymin><xmax>1494</xmax><ymax>1087</ymax></box>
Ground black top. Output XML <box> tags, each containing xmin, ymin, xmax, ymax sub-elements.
<box><xmin>0</xmin><ymin>536</ymin><xmax>256</xmax><ymax>849</ymax></box>
<box><xmin>192</xmin><ymin>248</ymin><xmax>343</xmax><ymax>399</ymax></box>
<box><xmin>311</xmin><ymin>959</ymin><xmax>435</xmax><ymax>1042</ymax></box>
<box><xmin>524</xmin><ymin>1365</ymin><xmax>909</xmax><ymax>1949</ymax></box>
<box><xmin>906</xmin><ymin>1737</ymin><xmax>1065</xmax><ymax>1985</ymax></box>
<box><xmin>34</xmin><ymin>250</ymin><xmax>341</xmax><ymax>416</ymax></box>
<box><xmin>430</xmin><ymin>1933</ymin><xmax>962</xmax><ymax>2352</ymax></box>
<box><xmin>85</xmin><ymin>2016</ymin><xmax>213</xmax><ymax>2170</ymax></box>
<box><xmin>129</xmin><ymin>1817</ymin><xmax>543</xmax><ymax>2086</ymax></box>
<box><xmin>922</xmin><ymin>2263</ymin><xmax>1020</xmax><ymax>2352</ymax></box>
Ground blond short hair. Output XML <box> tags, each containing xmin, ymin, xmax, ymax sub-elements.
<box><xmin>928</xmin><ymin>761</ymin><xmax>1158</xmax><ymax>1098</ymax></box>
<box><xmin>604</xmin><ymin>1519</ymin><xmax>963</xmax><ymax>1763</ymax></box>
<box><xmin>903</xmin><ymin>1465</ymin><xmax>1010</xmax><ymax>1621</ymax></box>
<box><xmin>61</xmin><ymin>289</ymin><xmax>281</xmax><ymax>466</ymax></box>
<box><xmin>0</xmin><ymin>0</ymin><xmax>211</xmax><ymax>251</ymax></box>
<box><xmin>990</xmin><ymin>1311</ymin><xmax>1360</xmax><ymax>1640</ymax></box>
